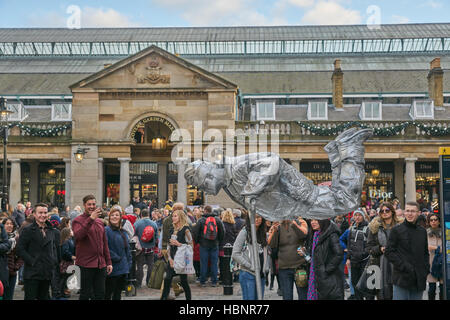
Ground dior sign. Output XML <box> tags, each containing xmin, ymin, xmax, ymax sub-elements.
<box><xmin>369</xmin><ymin>189</ymin><xmax>393</xmax><ymax>199</ymax></box>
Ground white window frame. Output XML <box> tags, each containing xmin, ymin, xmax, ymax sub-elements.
<box><xmin>51</xmin><ymin>103</ymin><xmax>72</xmax><ymax>121</ymax></box>
<box><xmin>359</xmin><ymin>101</ymin><xmax>382</xmax><ymax>120</ymax></box>
<box><xmin>6</xmin><ymin>102</ymin><xmax>26</xmax><ymax>121</ymax></box>
<box><xmin>256</xmin><ymin>100</ymin><xmax>276</xmax><ymax>121</ymax></box>
<box><xmin>409</xmin><ymin>100</ymin><xmax>434</xmax><ymax>120</ymax></box>
<box><xmin>307</xmin><ymin>100</ymin><xmax>328</xmax><ymax>120</ymax></box>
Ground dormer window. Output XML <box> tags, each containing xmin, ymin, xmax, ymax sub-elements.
<box><xmin>7</xmin><ymin>102</ymin><xmax>27</xmax><ymax>121</ymax></box>
<box><xmin>410</xmin><ymin>100</ymin><xmax>434</xmax><ymax>120</ymax></box>
<box><xmin>360</xmin><ymin>101</ymin><xmax>382</xmax><ymax>120</ymax></box>
<box><xmin>256</xmin><ymin>101</ymin><xmax>275</xmax><ymax>120</ymax></box>
<box><xmin>307</xmin><ymin>100</ymin><xmax>327</xmax><ymax>120</ymax></box>
<box><xmin>52</xmin><ymin>103</ymin><xmax>72</xmax><ymax>121</ymax></box>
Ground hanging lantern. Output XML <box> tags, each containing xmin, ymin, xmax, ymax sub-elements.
<box><xmin>371</xmin><ymin>169</ymin><xmax>380</xmax><ymax>177</ymax></box>
<box><xmin>48</xmin><ymin>168</ymin><xmax>56</xmax><ymax>176</ymax></box>
<box><xmin>151</xmin><ymin>123</ymin><xmax>167</xmax><ymax>150</ymax></box>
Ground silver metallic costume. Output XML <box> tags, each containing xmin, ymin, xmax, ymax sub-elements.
<box><xmin>185</xmin><ymin>127</ymin><xmax>373</xmax><ymax>221</ymax></box>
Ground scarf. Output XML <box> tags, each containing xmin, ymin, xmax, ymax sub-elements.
<box><xmin>307</xmin><ymin>230</ymin><xmax>321</xmax><ymax>300</ymax></box>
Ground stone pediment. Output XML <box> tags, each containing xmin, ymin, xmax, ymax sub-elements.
<box><xmin>70</xmin><ymin>45</ymin><xmax>237</xmax><ymax>91</ymax></box>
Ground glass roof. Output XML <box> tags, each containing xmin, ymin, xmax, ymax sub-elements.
<box><xmin>0</xmin><ymin>24</ymin><xmax>449</xmax><ymax>56</ymax></box>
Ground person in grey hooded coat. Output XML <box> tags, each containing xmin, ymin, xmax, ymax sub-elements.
<box><xmin>231</xmin><ymin>213</ymin><xmax>270</xmax><ymax>300</ymax></box>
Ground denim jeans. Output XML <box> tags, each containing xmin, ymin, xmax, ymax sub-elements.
<box><xmin>199</xmin><ymin>246</ymin><xmax>219</xmax><ymax>285</ymax></box>
<box><xmin>278</xmin><ymin>268</ymin><xmax>308</xmax><ymax>300</ymax></box>
<box><xmin>239</xmin><ymin>270</ymin><xmax>265</xmax><ymax>300</ymax></box>
<box><xmin>3</xmin><ymin>274</ymin><xmax>17</xmax><ymax>300</ymax></box>
<box><xmin>393</xmin><ymin>285</ymin><xmax>424</xmax><ymax>300</ymax></box>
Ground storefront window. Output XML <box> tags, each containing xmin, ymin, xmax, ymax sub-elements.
<box><xmin>21</xmin><ymin>163</ymin><xmax>30</xmax><ymax>203</ymax></box>
<box><xmin>106</xmin><ymin>183</ymin><xmax>120</xmax><ymax>206</ymax></box>
<box><xmin>187</xmin><ymin>185</ymin><xmax>204</xmax><ymax>206</ymax></box>
<box><xmin>363</xmin><ymin>162</ymin><xmax>394</xmax><ymax>206</ymax></box>
<box><xmin>300</xmin><ymin>162</ymin><xmax>332</xmax><ymax>185</ymax></box>
<box><xmin>416</xmin><ymin>161</ymin><xmax>439</xmax><ymax>212</ymax></box>
<box><xmin>130</xmin><ymin>162</ymin><xmax>158</xmax><ymax>202</ymax></box>
<box><xmin>39</xmin><ymin>164</ymin><xmax>65</xmax><ymax>209</ymax></box>
<box><xmin>168</xmin><ymin>163</ymin><xmax>178</xmax><ymax>202</ymax></box>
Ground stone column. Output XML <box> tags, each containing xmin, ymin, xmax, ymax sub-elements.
<box><xmin>29</xmin><ymin>160</ymin><xmax>39</xmax><ymax>205</ymax></box>
<box><xmin>63</xmin><ymin>158</ymin><xmax>71</xmax><ymax>207</ymax></box>
<box><xmin>291</xmin><ymin>160</ymin><xmax>301</xmax><ymax>172</ymax></box>
<box><xmin>394</xmin><ymin>159</ymin><xmax>405</xmax><ymax>208</ymax></box>
<box><xmin>158</xmin><ymin>162</ymin><xmax>168</xmax><ymax>208</ymax></box>
<box><xmin>98</xmin><ymin>158</ymin><xmax>104</xmax><ymax>206</ymax></box>
<box><xmin>176</xmin><ymin>158</ymin><xmax>188</xmax><ymax>205</ymax></box>
<box><xmin>70</xmin><ymin>144</ymin><xmax>99</xmax><ymax>208</ymax></box>
<box><xmin>118</xmin><ymin>158</ymin><xmax>131</xmax><ymax>208</ymax></box>
<box><xmin>404</xmin><ymin>158</ymin><xmax>418</xmax><ymax>203</ymax></box>
<box><xmin>9</xmin><ymin>159</ymin><xmax>21</xmax><ymax>207</ymax></box>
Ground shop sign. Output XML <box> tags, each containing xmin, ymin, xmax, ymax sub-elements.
<box><xmin>416</xmin><ymin>161</ymin><xmax>439</xmax><ymax>173</ymax></box>
<box><xmin>300</xmin><ymin>162</ymin><xmax>331</xmax><ymax>172</ymax></box>
<box><xmin>130</xmin><ymin>116</ymin><xmax>175</xmax><ymax>140</ymax></box>
<box><xmin>369</xmin><ymin>189</ymin><xmax>393</xmax><ymax>199</ymax></box>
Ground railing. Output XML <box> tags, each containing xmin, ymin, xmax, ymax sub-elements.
<box><xmin>9</xmin><ymin>122</ymin><xmax>72</xmax><ymax>139</ymax></box>
<box><xmin>235</xmin><ymin>120</ymin><xmax>450</xmax><ymax>139</ymax></box>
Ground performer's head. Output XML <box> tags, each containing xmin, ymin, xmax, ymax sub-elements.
<box><xmin>184</xmin><ymin>160</ymin><xmax>224</xmax><ymax>195</ymax></box>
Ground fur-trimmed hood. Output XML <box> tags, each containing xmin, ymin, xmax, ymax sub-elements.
<box><xmin>369</xmin><ymin>215</ymin><xmax>404</xmax><ymax>234</ymax></box>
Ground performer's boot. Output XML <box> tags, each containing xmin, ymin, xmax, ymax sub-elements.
<box><xmin>336</xmin><ymin>128</ymin><xmax>373</xmax><ymax>166</ymax></box>
<box><xmin>324</xmin><ymin>127</ymin><xmax>358</xmax><ymax>189</ymax></box>
<box><xmin>334</xmin><ymin>128</ymin><xmax>373</xmax><ymax>208</ymax></box>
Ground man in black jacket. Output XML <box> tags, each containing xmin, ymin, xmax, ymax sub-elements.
<box><xmin>193</xmin><ymin>205</ymin><xmax>224</xmax><ymax>287</ymax></box>
<box><xmin>385</xmin><ymin>201</ymin><xmax>429</xmax><ymax>300</ymax></box>
<box><xmin>17</xmin><ymin>203</ymin><xmax>61</xmax><ymax>300</ymax></box>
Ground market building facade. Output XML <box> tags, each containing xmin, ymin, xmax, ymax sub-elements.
<box><xmin>0</xmin><ymin>24</ymin><xmax>449</xmax><ymax>211</ymax></box>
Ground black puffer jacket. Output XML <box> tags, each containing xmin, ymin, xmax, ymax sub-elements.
<box><xmin>347</xmin><ymin>220</ymin><xmax>369</xmax><ymax>265</ymax></box>
<box><xmin>16</xmin><ymin>221</ymin><xmax>61</xmax><ymax>281</ymax></box>
<box><xmin>385</xmin><ymin>219</ymin><xmax>429</xmax><ymax>291</ymax></box>
<box><xmin>309</xmin><ymin>223</ymin><xmax>344</xmax><ymax>300</ymax></box>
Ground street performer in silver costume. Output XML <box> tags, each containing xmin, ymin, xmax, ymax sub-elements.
<box><xmin>184</xmin><ymin>127</ymin><xmax>373</xmax><ymax>221</ymax></box>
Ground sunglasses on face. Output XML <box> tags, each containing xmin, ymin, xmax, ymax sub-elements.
<box><xmin>380</xmin><ymin>208</ymin><xmax>391</xmax><ymax>213</ymax></box>
<box><xmin>430</xmin><ymin>218</ymin><xmax>439</xmax><ymax>222</ymax></box>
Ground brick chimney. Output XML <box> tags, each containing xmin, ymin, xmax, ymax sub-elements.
<box><xmin>332</xmin><ymin>59</ymin><xmax>344</xmax><ymax>109</ymax></box>
<box><xmin>428</xmin><ymin>57</ymin><xmax>444</xmax><ymax>107</ymax></box>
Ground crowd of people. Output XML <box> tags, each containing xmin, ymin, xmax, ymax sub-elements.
<box><xmin>0</xmin><ymin>194</ymin><xmax>443</xmax><ymax>301</ymax></box>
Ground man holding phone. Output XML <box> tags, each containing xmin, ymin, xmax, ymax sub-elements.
<box><xmin>72</xmin><ymin>194</ymin><xmax>113</xmax><ymax>300</ymax></box>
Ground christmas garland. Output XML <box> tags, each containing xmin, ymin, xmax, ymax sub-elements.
<box><xmin>8</xmin><ymin>122</ymin><xmax>72</xmax><ymax>137</ymax></box>
<box><xmin>296</xmin><ymin>121</ymin><xmax>450</xmax><ymax>137</ymax></box>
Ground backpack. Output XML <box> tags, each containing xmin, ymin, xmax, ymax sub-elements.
<box><xmin>203</xmin><ymin>216</ymin><xmax>218</xmax><ymax>241</ymax></box>
<box><xmin>431</xmin><ymin>246</ymin><xmax>443</xmax><ymax>279</ymax></box>
<box><xmin>141</xmin><ymin>225</ymin><xmax>155</xmax><ymax>242</ymax></box>
<box><xmin>148</xmin><ymin>258</ymin><xmax>167</xmax><ymax>289</ymax></box>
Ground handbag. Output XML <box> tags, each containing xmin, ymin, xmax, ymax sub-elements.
<box><xmin>295</xmin><ymin>268</ymin><xmax>308</xmax><ymax>288</ymax></box>
<box><xmin>174</xmin><ymin>244</ymin><xmax>195</xmax><ymax>275</ymax></box>
<box><xmin>356</xmin><ymin>263</ymin><xmax>377</xmax><ymax>296</ymax></box>
<box><xmin>60</xmin><ymin>260</ymin><xmax>74</xmax><ymax>274</ymax></box>
<box><xmin>431</xmin><ymin>246</ymin><xmax>443</xmax><ymax>279</ymax></box>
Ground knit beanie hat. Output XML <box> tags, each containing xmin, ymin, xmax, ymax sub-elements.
<box><xmin>49</xmin><ymin>214</ymin><xmax>61</xmax><ymax>227</ymax></box>
<box><xmin>124</xmin><ymin>205</ymin><xmax>133</xmax><ymax>215</ymax></box>
<box><xmin>353</xmin><ymin>208</ymin><xmax>366</xmax><ymax>220</ymax></box>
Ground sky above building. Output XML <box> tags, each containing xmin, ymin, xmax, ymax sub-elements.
<box><xmin>0</xmin><ymin>0</ymin><xmax>448</xmax><ymax>28</ymax></box>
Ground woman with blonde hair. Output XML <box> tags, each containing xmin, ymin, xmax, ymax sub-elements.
<box><xmin>104</xmin><ymin>207</ymin><xmax>132</xmax><ymax>300</ymax></box>
<box><xmin>161</xmin><ymin>209</ymin><xmax>193</xmax><ymax>300</ymax></box>
<box><xmin>219</xmin><ymin>209</ymin><xmax>238</xmax><ymax>284</ymax></box>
